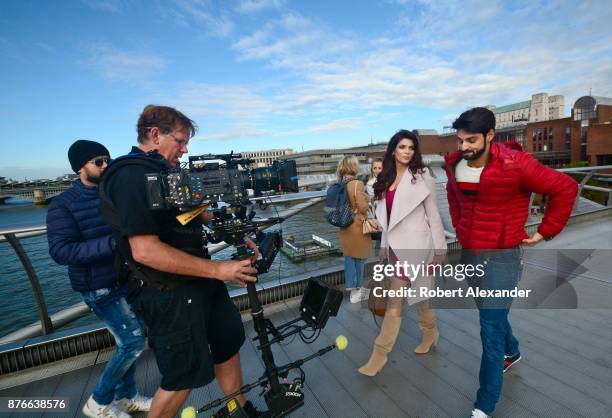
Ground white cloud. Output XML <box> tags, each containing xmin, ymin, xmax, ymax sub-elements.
<box><xmin>199</xmin><ymin>117</ymin><xmax>368</xmax><ymax>142</ymax></box>
<box><xmin>235</xmin><ymin>0</ymin><xmax>285</xmax><ymax>14</ymax></box>
<box><xmin>171</xmin><ymin>1</ymin><xmax>611</xmax><ymax>141</ymax></box>
<box><xmin>232</xmin><ymin>13</ymin><xmax>355</xmax><ymax>66</ymax></box>
<box><xmin>84</xmin><ymin>43</ymin><xmax>166</xmax><ymax>82</ymax></box>
<box><xmin>199</xmin><ymin>125</ymin><xmax>274</xmax><ymax>141</ymax></box>
<box><xmin>171</xmin><ymin>0</ymin><xmax>235</xmax><ymax>37</ymax></box>
<box><xmin>306</xmin><ymin>118</ymin><xmax>366</xmax><ymax>134</ymax></box>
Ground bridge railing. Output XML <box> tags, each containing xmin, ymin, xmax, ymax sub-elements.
<box><xmin>0</xmin><ymin>193</ymin><xmax>330</xmax><ymax>343</ymax></box>
<box><xmin>556</xmin><ymin>165</ymin><xmax>612</xmax><ymax>207</ymax></box>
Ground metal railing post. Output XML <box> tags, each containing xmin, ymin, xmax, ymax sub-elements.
<box><xmin>3</xmin><ymin>233</ymin><xmax>54</xmax><ymax>335</ymax></box>
<box><xmin>574</xmin><ymin>171</ymin><xmax>594</xmax><ymax>211</ymax></box>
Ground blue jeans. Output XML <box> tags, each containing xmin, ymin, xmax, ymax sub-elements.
<box><xmin>464</xmin><ymin>247</ymin><xmax>523</xmax><ymax>415</ymax></box>
<box><xmin>344</xmin><ymin>256</ymin><xmax>365</xmax><ymax>289</ymax></box>
<box><xmin>82</xmin><ymin>284</ymin><xmax>145</xmax><ymax>405</ymax></box>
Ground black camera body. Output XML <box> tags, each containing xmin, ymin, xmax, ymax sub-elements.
<box><xmin>145</xmin><ymin>153</ymin><xmax>298</xmax><ymax>211</ymax></box>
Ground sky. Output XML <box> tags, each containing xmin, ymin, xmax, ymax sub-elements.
<box><xmin>1</xmin><ymin>0</ymin><xmax>611</xmax><ymax>179</ymax></box>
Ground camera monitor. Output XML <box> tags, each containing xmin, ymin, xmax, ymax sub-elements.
<box><xmin>300</xmin><ymin>279</ymin><xmax>342</xmax><ymax>329</ymax></box>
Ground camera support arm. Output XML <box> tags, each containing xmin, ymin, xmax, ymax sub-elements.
<box><xmin>187</xmin><ymin>211</ymin><xmax>345</xmax><ymax>417</ymax></box>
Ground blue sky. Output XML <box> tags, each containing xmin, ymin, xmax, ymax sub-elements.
<box><xmin>1</xmin><ymin>0</ymin><xmax>611</xmax><ymax>179</ymax></box>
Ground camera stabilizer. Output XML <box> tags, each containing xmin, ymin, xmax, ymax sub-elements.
<box><xmin>187</xmin><ymin>214</ymin><xmax>344</xmax><ymax>418</ymax></box>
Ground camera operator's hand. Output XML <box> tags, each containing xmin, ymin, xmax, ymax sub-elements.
<box><xmin>244</xmin><ymin>237</ymin><xmax>260</xmax><ymax>264</ymax></box>
<box><xmin>215</xmin><ymin>259</ymin><xmax>258</xmax><ymax>287</ymax></box>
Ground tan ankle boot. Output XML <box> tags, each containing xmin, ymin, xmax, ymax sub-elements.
<box><xmin>358</xmin><ymin>315</ymin><xmax>402</xmax><ymax>376</ymax></box>
<box><xmin>414</xmin><ymin>299</ymin><xmax>439</xmax><ymax>354</ymax></box>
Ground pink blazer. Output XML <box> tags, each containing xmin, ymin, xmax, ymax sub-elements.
<box><xmin>375</xmin><ymin>168</ymin><xmax>447</xmax><ymax>304</ymax></box>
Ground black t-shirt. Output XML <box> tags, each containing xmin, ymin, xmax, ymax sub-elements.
<box><xmin>104</xmin><ymin>147</ymin><xmax>206</xmax><ymax>260</ymax></box>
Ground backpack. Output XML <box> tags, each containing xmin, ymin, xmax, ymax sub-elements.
<box><xmin>324</xmin><ymin>180</ymin><xmax>354</xmax><ymax>227</ymax></box>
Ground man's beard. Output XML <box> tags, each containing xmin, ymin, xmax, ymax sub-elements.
<box><xmin>86</xmin><ymin>174</ymin><xmax>101</xmax><ymax>184</ymax></box>
<box><xmin>462</xmin><ymin>143</ymin><xmax>487</xmax><ymax>161</ymax></box>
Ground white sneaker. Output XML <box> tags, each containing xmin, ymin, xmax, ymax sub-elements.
<box><xmin>349</xmin><ymin>287</ymin><xmax>370</xmax><ymax>303</ymax></box>
<box><xmin>82</xmin><ymin>396</ymin><xmax>131</xmax><ymax>418</ymax></box>
<box><xmin>349</xmin><ymin>288</ymin><xmax>360</xmax><ymax>303</ymax></box>
<box><xmin>116</xmin><ymin>393</ymin><xmax>153</xmax><ymax>412</ymax></box>
<box><xmin>471</xmin><ymin>408</ymin><xmax>490</xmax><ymax>418</ymax></box>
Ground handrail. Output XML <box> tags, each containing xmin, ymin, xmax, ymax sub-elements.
<box><xmin>0</xmin><ymin>197</ymin><xmax>324</xmax><ymax>343</ymax></box>
<box><xmin>556</xmin><ymin>165</ymin><xmax>612</xmax><ymax>173</ymax></box>
<box><xmin>3</xmin><ymin>234</ymin><xmax>54</xmax><ymax>336</ymax></box>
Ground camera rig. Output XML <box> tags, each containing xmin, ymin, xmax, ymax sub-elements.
<box><xmin>144</xmin><ymin>152</ymin><xmax>299</xmax><ymax>211</ymax></box>
<box><xmin>143</xmin><ymin>153</ymin><xmax>344</xmax><ymax>417</ymax></box>
<box><xmin>202</xmin><ymin>226</ymin><xmax>343</xmax><ymax>418</ymax></box>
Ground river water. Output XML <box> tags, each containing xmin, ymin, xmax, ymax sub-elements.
<box><xmin>0</xmin><ymin>198</ymin><xmax>344</xmax><ymax>338</ymax></box>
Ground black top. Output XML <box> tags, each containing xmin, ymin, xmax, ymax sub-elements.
<box><xmin>104</xmin><ymin>147</ymin><xmax>206</xmax><ymax>260</ymax></box>
<box><xmin>105</xmin><ymin>147</ymin><xmax>170</xmax><ymax>237</ymax></box>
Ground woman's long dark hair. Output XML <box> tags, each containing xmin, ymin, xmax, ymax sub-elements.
<box><xmin>373</xmin><ymin>130</ymin><xmax>426</xmax><ymax>200</ymax></box>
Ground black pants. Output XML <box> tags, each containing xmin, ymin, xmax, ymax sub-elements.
<box><xmin>128</xmin><ymin>279</ymin><xmax>245</xmax><ymax>391</ymax></box>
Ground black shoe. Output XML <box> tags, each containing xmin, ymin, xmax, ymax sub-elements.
<box><xmin>243</xmin><ymin>401</ymin><xmax>266</xmax><ymax>418</ymax></box>
<box><xmin>503</xmin><ymin>352</ymin><xmax>521</xmax><ymax>373</ymax></box>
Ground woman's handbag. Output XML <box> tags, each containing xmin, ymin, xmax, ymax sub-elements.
<box><xmin>363</xmin><ymin>217</ymin><xmax>383</xmax><ymax>234</ymax></box>
<box><xmin>367</xmin><ymin>264</ymin><xmax>387</xmax><ymax>317</ymax></box>
<box><xmin>359</xmin><ymin>183</ymin><xmax>383</xmax><ymax>235</ymax></box>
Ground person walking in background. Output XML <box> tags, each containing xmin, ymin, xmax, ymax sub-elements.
<box><xmin>445</xmin><ymin>107</ymin><xmax>578</xmax><ymax>418</ymax></box>
<box><xmin>359</xmin><ymin>130</ymin><xmax>447</xmax><ymax>376</ymax></box>
<box><xmin>47</xmin><ymin>140</ymin><xmax>151</xmax><ymax>418</ymax></box>
<box><xmin>365</xmin><ymin>158</ymin><xmax>383</xmax><ymax>202</ymax></box>
<box><xmin>337</xmin><ymin>156</ymin><xmax>373</xmax><ymax>303</ymax></box>
<box><xmin>365</xmin><ymin>158</ymin><xmax>384</xmax><ymax>246</ymax></box>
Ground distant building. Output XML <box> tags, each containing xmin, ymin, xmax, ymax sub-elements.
<box><xmin>415</xmin><ymin>129</ymin><xmax>458</xmax><ymax>157</ymax></box>
<box><xmin>570</xmin><ymin>95</ymin><xmax>612</xmax><ymax>166</ymax></box>
<box><xmin>56</xmin><ymin>174</ymin><xmax>78</xmax><ymax>182</ymax></box>
<box><xmin>493</xmin><ymin>95</ymin><xmax>612</xmax><ymax>167</ymax></box>
<box><xmin>277</xmin><ymin>94</ymin><xmax>610</xmax><ymax>177</ymax></box>
<box><xmin>279</xmin><ymin>143</ymin><xmax>388</xmax><ymax>176</ymax></box>
<box><xmin>240</xmin><ymin>149</ymin><xmax>294</xmax><ymax>167</ymax></box>
<box><xmin>487</xmin><ymin>92</ymin><xmax>565</xmax><ymax>129</ymax></box>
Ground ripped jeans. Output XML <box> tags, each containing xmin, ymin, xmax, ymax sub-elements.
<box><xmin>82</xmin><ymin>284</ymin><xmax>145</xmax><ymax>405</ymax></box>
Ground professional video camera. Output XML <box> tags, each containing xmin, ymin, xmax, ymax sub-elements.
<box><xmin>142</xmin><ymin>153</ymin><xmax>345</xmax><ymax>417</ymax></box>
<box><xmin>144</xmin><ymin>152</ymin><xmax>298</xmax><ymax>211</ymax></box>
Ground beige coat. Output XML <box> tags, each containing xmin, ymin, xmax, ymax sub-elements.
<box><xmin>339</xmin><ymin>180</ymin><xmax>373</xmax><ymax>259</ymax></box>
<box><xmin>376</xmin><ymin>169</ymin><xmax>447</xmax><ymax>305</ymax></box>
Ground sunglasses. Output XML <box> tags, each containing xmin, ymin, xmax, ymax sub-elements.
<box><xmin>89</xmin><ymin>157</ymin><xmax>109</xmax><ymax>167</ymax></box>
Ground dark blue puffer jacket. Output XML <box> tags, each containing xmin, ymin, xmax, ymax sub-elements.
<box><xmin>47</xmin><ymin>180</ymin><xmax>117</xmax><ymax>292</ymax></box>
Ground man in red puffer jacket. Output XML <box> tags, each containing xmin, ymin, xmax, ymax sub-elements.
<box><xmin>445</xmin><ymin>107</ymin><xmax>578</xmax><ymax>418</ymax></box>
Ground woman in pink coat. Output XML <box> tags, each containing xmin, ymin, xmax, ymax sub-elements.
<box><xmin>359</xmin><ymin>130</ymin><xmax>447</xmax><ymax>376</ymax></box>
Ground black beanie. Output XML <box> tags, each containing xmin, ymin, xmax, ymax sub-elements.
<box><xmin>68</xmin><ymin>140</ymin><xmax>110</xmax><ymax>173</ymax></box>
